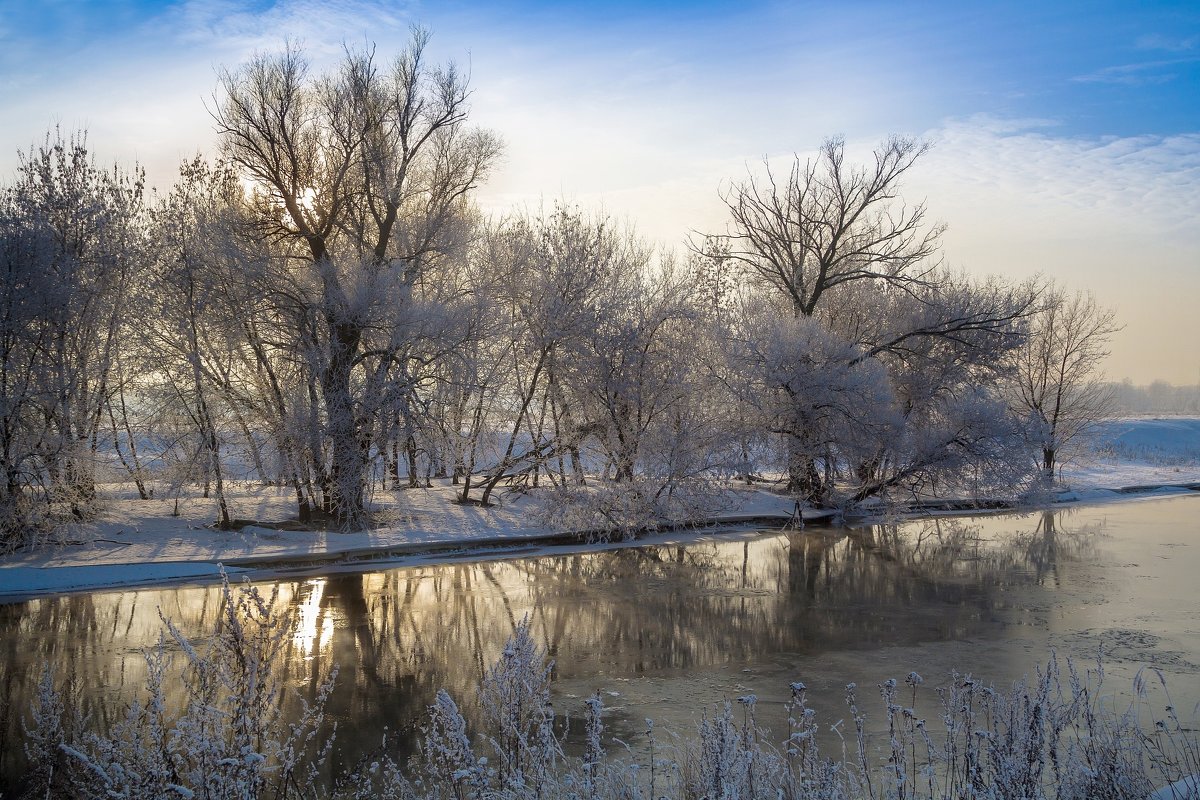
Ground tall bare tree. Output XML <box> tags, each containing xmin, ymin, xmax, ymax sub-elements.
<box><xmin>706</xmin><ymin>137</ymin><xmax>1042</xmax><ymax>505</ymax></box>
<box><xmin>463</xmin><ymin>207</ymin><xmax>614</xmax><ymax>507</ymax></box>
<box><xmin>143</xmin><ymin>159</ymin><xmax>254</xmax><ymax>529</ymax></box>
<box><xmin>1010</xmin><ymin>284</ymin><xmax>1120</xmax><ymax>478</ymax></box>
<box><xmin>212</xmin><ymin>31</ymin><xmax>500</xmax><ymax>526</ymax></box>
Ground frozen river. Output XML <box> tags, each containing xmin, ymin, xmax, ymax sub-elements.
<box><xmin>2</xmin><ymin>494</ymin><xmax>1197</xmax><ymax>792</ymax></box>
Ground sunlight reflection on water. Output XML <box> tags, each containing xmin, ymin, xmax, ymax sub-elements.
<box><xmin>294</xmin><ymin>578</ymin><xmax>334</xmax><ymax>662</ymax></box>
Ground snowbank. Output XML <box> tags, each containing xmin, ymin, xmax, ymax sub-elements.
<box><xmin>0</xmin><ymin>482</ymin><xmax>803</xmax><ymax>599</ymax></box>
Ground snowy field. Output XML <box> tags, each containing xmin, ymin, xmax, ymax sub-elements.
<box><xmin>1</xmin><ymin>416</ymin><xmax>1197</xmax><ymax>599</ymax></box>
<box><xmin>1061</xmin><ymin>416</ymin><xmax>1200</xmax><ymax>498</ymax></box>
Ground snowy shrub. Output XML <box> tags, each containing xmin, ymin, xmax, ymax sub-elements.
<box><xmin>476</xmin><ymin>615</ymin><xmax>562</xmax><ymax>791</ymax></box>
<box><xmin>23</xmin><ymin>592</ymin><xmax>1199</xmax><ymax>800</ymax></box>
<box><xmin>530</xmin><ymin>480</ymin><xmax>659</xmax><ymax>539</ymax></box>
<box><xmin>838</xmin><ymin>655</ymin><xmax>1197</xmax><ymax>800</ymax></box>
<box><xmin>679</xmin><ymin>696</ymin><xmax>789</xmax><ymax>799</ymax></box>
<box><xmin>531</xmin><ymin>477</ymin><xmax>736</xmax><ymax>540</ymax></box>
<box><xmin>23</xmin><ymin>572</ymin><xmax>337</xmax><ymax>800</ymax></box>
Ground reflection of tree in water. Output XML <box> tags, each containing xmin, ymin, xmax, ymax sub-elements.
<box><xmin>0</xmin><ymin>509</ymin><xmax>1103</xmax><ymax>791</ymax></box>
<box><xmin>844</xmin><ymin>511</ymin><xmax>1100</xmax><ymax>587</ymax></box>
<box><xmin>1014</xmin><ymin>510</ymin><xmax>1100</xmax><ymax>587</ymax></box>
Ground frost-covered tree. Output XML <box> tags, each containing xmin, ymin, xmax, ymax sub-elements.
<box><xmin>565</xmin><ymin>253</ymin><xmax>698</xmax><ymax>483</ymax></box>
<box><xmin>549</xmin><ymin>253</ymin><xmax>739</xmax><ymax>532</ymax></box>
<box><xmin>727</xmin><ymin>308</ymin><xmax>897</xmax><ymax>505</ymax></box>
<box><xmin>213</xmin><ymin>31</ymin><xmax>500</xmax><ymax>526</ymax></box>
<box><xmin>0</xmin><ymin>130</ymin><xmax>147</xmax><ymax>543</ymax></box>
<box><xmin>362</xmin><ymin>201</ymin><xmax>492</xmax><ymax>493</ymax></box>
<box><xmin>0</xmin><ymin>191</ymin><xmax>55</xmax><ymax>543</ymax></box>
<box><xmin>459</xmin><ymin>207</ymin><xmax>619</xmax><ymax>506</ymax></box>
<box><xmin>150</xmin><ymin>157</ymin><xmax>331</xmax><ymax>521</ymax></box>
<box><xmin>707</xmin><ymin>137</ymin><xmax>1039</xmax><ymax>506</ymax></box>
<box><xmin>142</xmin><ymin>159</ymin><xmax>255</xmax><ymax>528</ymax></box>
<box><xmin>462</xmin><ymin>207</ymin><xmax>730</xmax><ymax>529</ymax></box>
<box><xmin>721</xmin><ymin>273</ymin><xmax>1037</xmax><ymax>507</ymax></box>
<box><xmin>708</xmin><ymin>137</ymin><xmax>944</xmax><ymax>497</ymax></box>
<box><xmin>829</xmin><ymin>276</ymin><xmax>1038</xmax><ymax>500</ymax></box>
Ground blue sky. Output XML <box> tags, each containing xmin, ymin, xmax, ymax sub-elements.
<box><xmin>1</xmin><ymin>0</ymin><xmax>1197</xmax><ymax>383</ymax></box>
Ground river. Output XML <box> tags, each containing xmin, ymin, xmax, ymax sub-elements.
<box><xmin>1</xmin><ymin>494</ymin><xmax>1197</xmax><ymax>792</ymax></box>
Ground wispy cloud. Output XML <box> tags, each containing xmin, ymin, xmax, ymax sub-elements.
<box><xmin>918</xmin><ymin>115</ymin><xmax>1200</xmax><ymax>235</ymax></box>
<box><xmin>1135</xmin><ymin>33</ymin><xmax>1198</xmax><ymax>53</ymax></box>
<box><xmin>1072</xmin><ymin>57</ymin><xmax>1197</xmax><ymax>86</ymax></box>
<box><xmin>908</xmin><ymin>115</ymin><xmax>1200</xmax><ymax>383</ymax></box>
<box><xmin>151</xmin><ymin>0</ymin><xmax>414</xmax><ymax>60</ymax></box>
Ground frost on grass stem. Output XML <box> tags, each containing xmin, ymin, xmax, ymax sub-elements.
<box><xmin>22</xmin><ymin>571</ymin><xmax>337</xmax><ymax>800</ymax></box>
<box><xmin>22</xmin><ymin>597</ymin><xmax>1199</xmax><ymax>800</ymax></box>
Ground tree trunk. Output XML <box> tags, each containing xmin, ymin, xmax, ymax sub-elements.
<box><xmin>405</xmin><ymin>433</ymin><xmax>420</xmax><ymax>489</ymax></box>
<box><xmin>321</xmin><ymin>319</ymin><xmax>366</xmax><ymax>529</ymax></box>
<box><xmin>786</xmin><ymin>437</ymin><xmax>827</xmax><ymax>507</ymax></box>
<box><xmin>1042</xmin><ymin>447</ymin><xmax>1056</xmax><ymax>481</ymax></box>
<box><xmin>478</xmin><ymin>348</ymin><xmax>548</xmax><ymax>507</ymax></box>
<box><xmin>456</xmin><ymin>392</ymin><xmax>487</xmax><ymax>502</ymax></box>
<box><xmin>233</xmin><ymin>411</ymin><xmax>268</xmax><ymax>484</ymax></box>
<box><xmin>306</xmin><ymin>371</ymin><xmax>332</xmax><ymax>515</ymax></box>
<box><xmin>548</xmin><ymin>370</ymin><xmax>584</xmax><ymax>485</ymax></box>
<box><xmin>107</xmin><ymin>385</ymin><xmax>150</xmax><ymax>500</ymax></box>
<box><xmin>389</xmin><ymin>436</ymin><xmax>402</xmax><ymax>489</ymax></box>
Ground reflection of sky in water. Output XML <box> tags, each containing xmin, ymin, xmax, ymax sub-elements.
<box><xmin>1</xmin><ymin>496</ymin><xmax>1197</xmax><ymax>793</ymax></box>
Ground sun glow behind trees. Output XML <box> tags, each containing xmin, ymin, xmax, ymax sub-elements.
<box><xmin>0</xmin><ymin>33</ymin><xmax>1123</xmax><ymax>546</ymax></box>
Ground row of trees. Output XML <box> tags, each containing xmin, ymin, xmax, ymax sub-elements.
<box><xmin>0</xmin><ymin>33</ymin><xmax>1117</xmax><ymax>546</ymax></box>
<box><xmin>1109</xmin><ymin>380</ymin><xmax>1200</xmax><ymax>416</ymax></box>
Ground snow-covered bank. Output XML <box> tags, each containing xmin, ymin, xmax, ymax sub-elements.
<box><xmin>0</xmin><ymin>482</ymin><xmax>813</xmax><ymax>600</ymax></box>
<box><xmin>2</xmin><ymin>417</ymin><xmax>1198</xmax><ymax>600</ymax></box>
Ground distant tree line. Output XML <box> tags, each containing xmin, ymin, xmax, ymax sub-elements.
<box><xmin>1108</xmin><ymin>380</ymin><xmax>1200</xmax><ymax>416</ymax></box>
<box><xmin>0</xmin><ymin>32</ymin><xmax>1120</xmax><ymax>548</ymax></box>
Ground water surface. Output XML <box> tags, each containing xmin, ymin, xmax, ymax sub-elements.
<box><xmin>1</xmin><ymin>495</ymin><xmax>1197</xmax><ymax>791</ymax></box>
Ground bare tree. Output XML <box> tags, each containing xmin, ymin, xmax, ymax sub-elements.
<box><xmin>212</xmin><ymin>31</ymin><xmax>500</xmax><ymax>526</ymax></box>
<box><xmin>463</xmin><ymin>207</ymin><xmax>613</xmax><ymax>507</ymax></box>
<box><xmin>724</xmin><ymin>281</ymin><xmax>1037</xmax><ymax>508</ymax></box>
<box><xmin>711</xmin><ymin>136</ymin><xmax>943</xmax><ymax>319</ymax></box>
<box><xmin>0</xmin><ymin>190</ymin><xmax>53</xmax><ymax>544</ymax></box>
<box><xmin>1010</xmin><ymin>284</ymin><xmax>1120</xmax><ymax>479</ymax></box>
<box><xmin>725</xmin><ymin>307</ymin><xmax>896</xmax><ymax>505</ymax></box>
<box><xmin>143</xmin><ymin>159</ymin><xmax>250</xmax><ymax>529</ymax></box>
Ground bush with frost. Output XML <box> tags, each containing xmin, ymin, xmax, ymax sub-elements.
<box><xmin>531</xmin><ymin>476</ymin><xmax>737</xmax><ymax>540</ymax></box>
<box><xmin>23</xmin><ymin>586</ymin><xmax>1199</xmax><ymax>800</ymax></box>
<box><xmin>24</xmin><ymin>575</ymin><xmax>336</xmax><ymax>799</ymax></box>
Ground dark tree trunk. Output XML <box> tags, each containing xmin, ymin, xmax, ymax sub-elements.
<box><xmin>322</xmin><ymin>318</ymin><xmax>366</xmax><ymax>529</ymax></box>
<box><xmin>786</xmin><ymin>438</ymin><xmax>827</xmax><ymax>507</ymax></box>
<box><xmin>405</xmin><ymin>434</ymin><xmax>420</xmax><ymax>489</ymax></box>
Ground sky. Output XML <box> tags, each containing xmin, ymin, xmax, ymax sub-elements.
<box><xmin>0</xmin><ymin>0</ymin><xmax>1197</xmax><ymax>384</ymax></box>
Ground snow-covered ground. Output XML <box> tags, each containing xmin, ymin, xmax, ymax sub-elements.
<box><xmin>1059</xmin><ymin>416</ymin><xmax>1200</xmax><ymax>500</ymax></box>
<box><xmin>0</xmin><ymin>482</ymin><xmax>808</xmax><ymax>599</ymax></box>
<box><xmin>1</xmin><ymin>417</ymin><xmax>1197</xmax><ymax>600</ymax></box>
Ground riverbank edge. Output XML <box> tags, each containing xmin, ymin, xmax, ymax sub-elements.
<box><xmin>1</xmin><ymin>481</ymin><xmax>1198</xmax><ymax>603</ymax></box>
